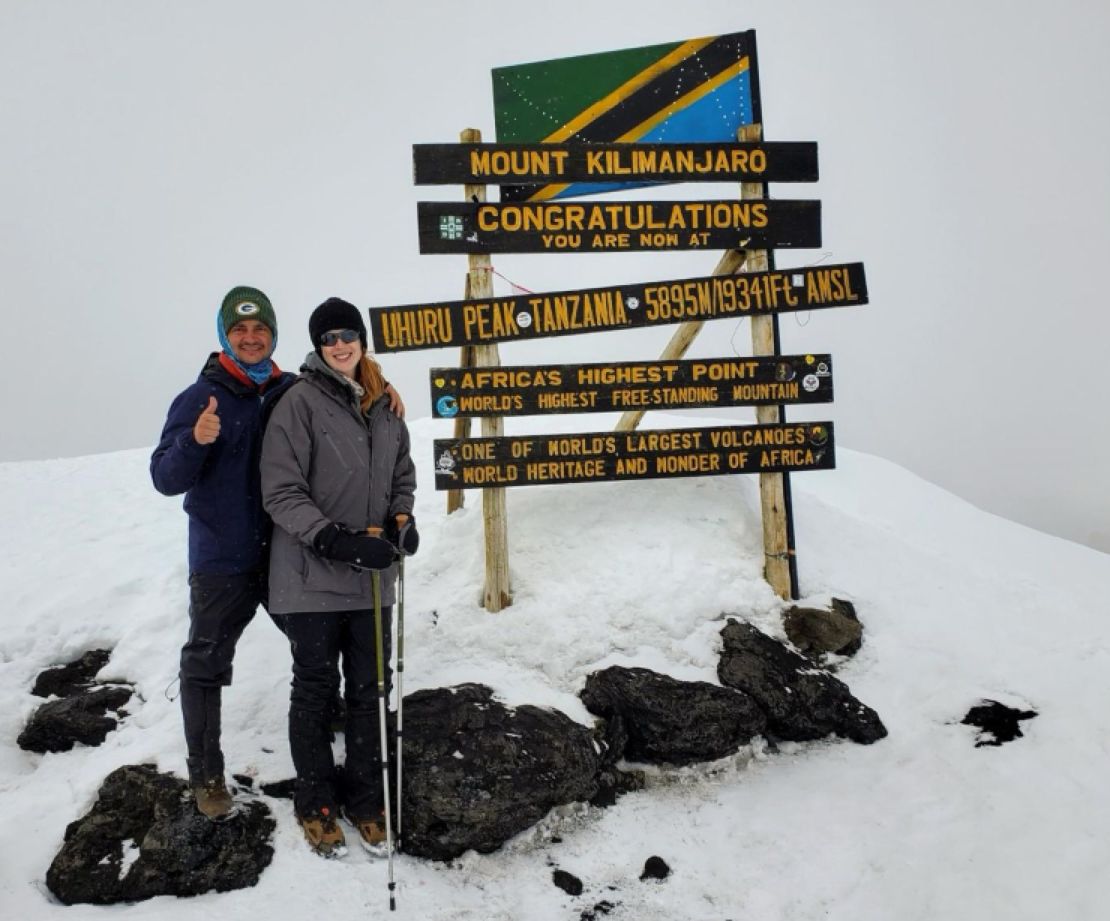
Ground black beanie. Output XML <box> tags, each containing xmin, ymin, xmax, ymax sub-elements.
<box><xmin>308</xmin><ymin>297</ymin><xmax>368</xmax><ymax>354</ymax></box>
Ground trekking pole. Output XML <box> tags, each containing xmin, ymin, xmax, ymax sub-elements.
<box><xmin>395</xmin><ymin>555</ymin><xmax>405</xmax><ymax>845</ymax></box>
<box><xmin>371</xmin><ymin>571</ymin><xmax>397</xmax><ymax>911</ymax></box>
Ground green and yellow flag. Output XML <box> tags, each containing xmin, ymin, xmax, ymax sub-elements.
<box><xmin>492</xmin><ymin>31</ymin><xmax>759</xmax><ymax>201</ymax></box>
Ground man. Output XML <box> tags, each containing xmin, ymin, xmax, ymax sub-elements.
<box><xmin>150</xmin><ymin>286</ymin><xmax>403</xmax><ymax>820</ymax></box>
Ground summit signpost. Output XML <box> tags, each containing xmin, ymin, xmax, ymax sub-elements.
<box><xmin>381</xmin><ymin>29</ymin><xmax>870</xmax><ymax>608</ymax></box>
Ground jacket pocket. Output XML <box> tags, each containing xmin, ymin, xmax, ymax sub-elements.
<box><xmin>301</xmin><ymin>545</ymin><xmax>365</xmax><ymax>596</ymax></box>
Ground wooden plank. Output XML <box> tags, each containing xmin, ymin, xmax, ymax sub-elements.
<box><xmin>369</xmin><ymin>262</ymin><xmax>866</xmax><ymax>352</ymax></box>
<box><xmin>416</xmin><ymin>199</ymin><xmax>821</xmax><ymax>254</ymax></box>
<box><xmin>433</xmin><ymin>422</ymin><xmax>835</xmax><ymax>490</ymax></box>
<box><xmin>413</xmin><ymin>141</ymin><xmax>819</xmax><ymax>185</ymax></box>
<box><xmin>430</xmin><ymin>355</ymin><xmax>834</xmax><ymax>418</ymax></box>
<box><xmin>461</xmin><ymin>127</ymin><xmax>512</xmax><ymax>613</ymax></box>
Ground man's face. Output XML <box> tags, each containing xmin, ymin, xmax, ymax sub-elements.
<box><xmin>226</xmin><ymin>320</ymin><xmax>274</xmax><ymax>365</ymax></box>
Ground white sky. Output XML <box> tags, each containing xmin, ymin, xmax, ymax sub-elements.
<box><xmin>2</xmin><ymin>0</ymin><xmax>1109</xmax><ymax>552</ymax></box>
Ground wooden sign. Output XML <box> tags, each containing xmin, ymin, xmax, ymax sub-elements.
<box><xmin>492</xmin><ymin>31</ymin><xmax>761</xmax><ymax>201</ymax></box>
<box><xmin>417</xmin><ymin>200</ymin><xmax>820</xmax><ymax>254</ymax></box>
<box><xmin>433</xmin><ymin>422</ymin><xmax>835</xmax><ymax>490</ymax></box>
<box><xmin>430</xmin><ymin>355</ymin><xmax>833</xmax><ymax>418</ymax></box>
<box><xmin>413</xmin><ymin>141</ymin><xmax>818</xmax><ymax>186</ymax></box>
<box><xmin>370</xmin><ymin>263</ymin><xmax>866</xmax><ymax>352</ymax></box>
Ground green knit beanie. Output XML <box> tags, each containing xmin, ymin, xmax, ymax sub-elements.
<box><xmin>219</xmin><ymin>286</ymin><xmax>277</xmax><ymax>336</ymax></box>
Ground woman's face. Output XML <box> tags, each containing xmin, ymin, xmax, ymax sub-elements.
<box><xmin>320</xmin><ymin>329</ymin><xmax>363</xmax><ymax>379</ymax></box>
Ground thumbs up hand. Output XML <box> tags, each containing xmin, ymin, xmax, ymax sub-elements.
<box><xmin>193</xmin><ymin>395</ymin><xmax>221</xmax><ymax>445</ymax></box>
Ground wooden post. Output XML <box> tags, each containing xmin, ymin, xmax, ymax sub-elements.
<box><xmin>739</xmin><ymin>123</ymin><xmax>794</xmax><ymax>600</ymax></box>
<box><xmin>461</xmin><ymin>127</ymin><xmax>512</xmax><ymax>611</ymax></box>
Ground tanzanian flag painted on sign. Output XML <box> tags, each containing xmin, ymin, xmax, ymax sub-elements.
<box><xmin>492</xmin><ymin>31</ymin><xmax>760</xmax><ymax>201</ymax></box>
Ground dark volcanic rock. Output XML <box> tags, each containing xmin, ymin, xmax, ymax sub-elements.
<box><xmin>401</xmin><ymin>684</ymin><xmax>599</xmax><ymax>861</ymax></box>
<box><xmin>640</xmin><ymin>855</ymin><xmax>670</xmax><ymax>880</ymax></box>
<box><xmin>553</xmin><ymin>869</ymin><xmax>584</xmax><ymax>895</ymax></box>
<box><xmin>46</xmin><ymin>765</ymin><xmax>274</xmax><ymax>905</ymax></box>
<box><xmin>962</xmin><ymin>699</ymin><xmax>1037</xmax><ymax>747</ymax></box>
<box><xmin>783</xmin><ymin>598</ymin><xmax>864</xmax><ymax>660</ymax></box>
<box><xmin>717</xmin><ymin>620</ymin><xmax>887</xmax><ymax>744</ymax></box>
<box><xmin>31</xmin><ymin>649</ymin><xmax>112</xmax><ymax>698</ymax></box>
<box><xmin>18</xmin><ymin>685</ymin><xmax>133</xmax><ymax>753</ymax></box>
<box><xmin>589</xmin><ymin>765</ymin><xmax>645</xmax><ymax>808</ymax></box>
<box><xmin>259</xmin><ymin>778</ymin><xmax>296</xmax><ymax>799</ymax></box>
<box><xmin>580</xmin><ymin>666</ymin><xmax>766</xmax><ymax>766</ymax></box>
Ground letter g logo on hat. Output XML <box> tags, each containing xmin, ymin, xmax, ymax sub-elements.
<box><xmin>236</xmin><ymin>302</ymin><xmax>260</xmax><ymax>316</ymax></box>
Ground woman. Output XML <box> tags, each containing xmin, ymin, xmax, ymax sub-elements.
<box><xmin>261</xmin><ymin>297</ymin><xmax>418</xmax><ymax>858</ymax></box>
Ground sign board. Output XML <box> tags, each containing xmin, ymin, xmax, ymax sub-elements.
<box><xmin>417</xmin><ymin>199</ymin><xmax>820</xmax><ymax>254</ymax></box>
<box><xmin>412</xmin><ymin>141</ymin><xmax>818</xmax><ymax>186</ymax></box>
<box><xmin>433</xmin><ymin>422</ymin><xmax>834</xmax><ymax>490</ymax></box>
<box><xmin>430</xmin><ymin>355</ymin><xmax>833</xmax><ymax>418</ymax></box>
<box><xmin>369</xmin><ymin>263</ymin><xmax>866</xmax><ymax>352</ymax></box>
<box><xmin>492</xmin><ymin>31</ymin><xmax>760</xmax><ymax>200</ymax></box>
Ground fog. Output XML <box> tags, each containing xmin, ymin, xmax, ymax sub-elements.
<box><xmin>2</xmin><ymin>0</ymin><xmax>1108</xmax><ymax>552</ymax></box>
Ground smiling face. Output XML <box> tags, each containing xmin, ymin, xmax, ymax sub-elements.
<box><xmin>226</xmin><ymin>319</ymin><xmax>274</xmax><ymax>365</ymax></box>
<box><xmin>321</xmin><ymin>330</ymin><xmax>363</xmax><ymax>379</ymax></box>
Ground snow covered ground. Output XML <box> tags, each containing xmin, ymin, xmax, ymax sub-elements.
<box><xmin>2</xmin><ymin>413</ymin><xmax>1108</xmax><ymax>920</ymax></box>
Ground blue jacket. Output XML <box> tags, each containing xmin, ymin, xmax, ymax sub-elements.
<box><xmin>151</xmin><ymin>353</ymin><xmax>296</xmax><ymax>575</ymax></box>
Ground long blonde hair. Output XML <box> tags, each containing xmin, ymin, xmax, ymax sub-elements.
<box><xmin>355</xmin><ymin>352</ymin><xmax>386</xmax><ymax>413</ymax></box>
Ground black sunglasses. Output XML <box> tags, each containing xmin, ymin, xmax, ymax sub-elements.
<box><xmin>319</xmin><ymin>329</ymin><xmax>361</xmax><ymax>347</ymax></box>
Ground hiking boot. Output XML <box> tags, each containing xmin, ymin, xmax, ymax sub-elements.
<box><xmin>344</xmin><ymin>808</ymin><xmax>389</xmax><ymax>857</ymax></box>
<box><xmin>297</xmin><ymin>807</ymin><xmax>347</xmax><ymax>859</ymax></box>
<box><xmin>193</xmin><ymin>778</ymin><xmax>235</xmax><ymax>822</ymax></box>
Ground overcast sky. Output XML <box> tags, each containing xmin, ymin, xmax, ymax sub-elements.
<box><xmin>2</xmin><ymin>0</ymin><xmax>1108</xmax><ymax>553</ymax></box>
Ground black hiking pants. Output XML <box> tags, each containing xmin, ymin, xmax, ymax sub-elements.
<box><xmin>283</xmin><ymin>607</ymin><xmax>393</xmax><ymax>820</ymax></box>
<box><xmin>180</xmin><ymin>569</ymin><xmax>284</xmax><ymax>784</ymax></box>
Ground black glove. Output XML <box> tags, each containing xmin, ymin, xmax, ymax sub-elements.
<box><xmin>385</xmin><ymin>515</ymin><xmax>420</xmax><ymax>556</ymax></box>
<box><xmin>314</xmin><ymin>523</ymin><xmax>397</xmax><ymax>571</ymax></box>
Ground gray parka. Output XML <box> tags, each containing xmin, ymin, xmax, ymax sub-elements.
<box><xmin>260</xmin><ymin>353</ymin><xmax>416</xmax><ymax>614</ymax></box>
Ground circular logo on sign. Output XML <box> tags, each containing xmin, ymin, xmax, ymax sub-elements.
<box><xmin>436</xmin><ymin>396</ymin><xmax>458</xmax><ymax>418</ymax></box>
<box><xmin>236</xmin><ymin>302</ymin><xmax>260</xmax><ymax>316</ymax></box>
<box><xmin>626</xmin><ymin>296</ymin><xmax>640</xmax><ymax>310</ymax></box>
<box><xmin>516</xmin><ymin>311</ymin><xmax>533</xmax><ymax>328</ymax></box>
<box><xmin>808</xmin><ymin>425</ymin><xmax>829</xmax><ymax>446</ymax></box>
<box><xmin>802</xmin><ymin>374</ymin><xmax>820</xmax><ymax>392</ymax></box>
<box><xmin>434</xmin><ymin>377</ymin><xmax>446</xmax><ymax>388</ymax></box>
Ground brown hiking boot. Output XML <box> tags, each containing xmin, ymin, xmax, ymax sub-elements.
<box><xmin>297</xmin><ymin>807</ymin><xmax>347</xmax><ymax>859</ymax></box>
<box><xmin>193</xmin><ymin>778</ymin><xmax>235</xmax><ymax>822</ymax></box>
<box><xmin>344</xmin><ymin>809</ymin><xmax>389</xmax><ymax>856</ymax></box>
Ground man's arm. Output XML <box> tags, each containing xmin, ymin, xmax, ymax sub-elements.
<box><xmin>150</xmin><ymin>386</ymin><xmax>215</xmax><ymax>496</ymax></box>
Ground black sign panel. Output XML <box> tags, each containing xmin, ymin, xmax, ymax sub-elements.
<box><xmin>412</xmin><ymin>142</ymin><xmax>819</xmax><ymax>186</ymax></box>
<box><xmin>417</xmin><ymin>200</ymin><xmax>821</xmax><ymax>254</ymax></box>
<box><xmin>430</xmin><ymin>355</ymin><xmax>833</xmax><ymax>418</ymax></box>
<box><xmin>370</xmin><ymin>263</ymin><xmax>866</xmax><ymax>352</ymax></box>
<box><xmin>433</xmin><ymin>422</ymin><xmax>834</xmax><ymax>490</ymax></box>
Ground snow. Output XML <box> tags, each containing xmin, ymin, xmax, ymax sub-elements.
<box><xmin>2</xmin><ymin>413</ymin><xmax>1109</xmax><ymax>920</ymax></box>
